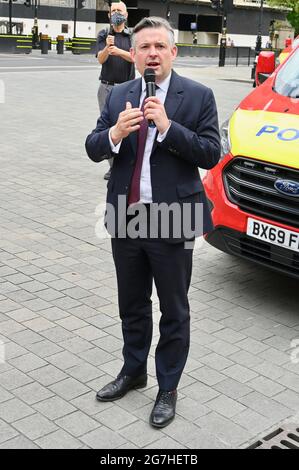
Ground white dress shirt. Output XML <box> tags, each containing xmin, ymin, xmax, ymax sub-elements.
<box><xmin>109</xmin><ymin>72</ymin><xmax>172</xmax><ymax>204</ymax></box>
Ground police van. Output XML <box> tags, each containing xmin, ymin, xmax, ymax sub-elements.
<box><xmin>203</xmin><ymin>43</ymin><xmax>299</xmax><ymax>278</ymax></box>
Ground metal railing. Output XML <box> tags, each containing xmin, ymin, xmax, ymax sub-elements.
<box><xmin>224</xmin><ymin>47</ymin><xmax>255</xmax><ymax>66</ymax></box>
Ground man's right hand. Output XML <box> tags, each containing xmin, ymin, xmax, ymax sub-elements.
<box><xmin>106</xmin><ymin>35</ymin><xmax>115</xmax><ymax>47</ymax></box>
<box><xmin>110</xmin><ymin>102</ymin><xmax>143</xmax><ymax>145</ymax></box>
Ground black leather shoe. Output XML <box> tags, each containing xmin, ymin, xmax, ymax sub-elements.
<box><xmin>150</xmin><ymin>390</ymin><xmax>177</xmax><ymax>428</ymax></box>
<box><xmin>96</xmin><ymin>373</ymin><xmax>147</xmax><ymax>402</ymax></box>
<box><xmin>104</xmin><ymin>169</ymin><xmax>111</xmax><ymax>180</ymax></box>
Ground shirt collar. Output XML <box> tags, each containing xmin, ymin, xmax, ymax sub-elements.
<box><xmin>142</xmin><ymin>71</ymin><xmax>172</xmax><ymax>94</ymax></box>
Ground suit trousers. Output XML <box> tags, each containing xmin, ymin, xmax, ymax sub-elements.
<box><xmin>111</xmin><ymin>235</ymin><xmax>193</xmax><ymax>391</ymax></box>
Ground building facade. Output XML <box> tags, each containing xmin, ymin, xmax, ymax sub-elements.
<box><xmin>0</xmin><ymin>0</ymin><xmax>289</xmax><ymax>47</ymax></box>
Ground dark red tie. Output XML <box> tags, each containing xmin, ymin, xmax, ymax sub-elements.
<box><xmin>128</xmin><ymin>98</ymin><xmax>148</xmax><ymax>205</ymax></box>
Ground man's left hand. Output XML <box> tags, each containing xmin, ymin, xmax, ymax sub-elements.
<box><xmin>144</xmin><ymin>97</ymin><xmax>170</xmax><ymax>134</ymax></box>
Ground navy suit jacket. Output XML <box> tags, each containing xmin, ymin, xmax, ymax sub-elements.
<box><xmin>85</xmin><ymin>70</ymin><xmax>221</xmax><ymax>242</ymax></box>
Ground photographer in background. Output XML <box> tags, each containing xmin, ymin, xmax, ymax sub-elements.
<box><xmin>96</xmin><ymin>1</ymin><xmax>135</xmax><ymax>180</ymax></box>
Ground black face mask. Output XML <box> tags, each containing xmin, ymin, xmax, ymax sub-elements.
<box><xmin>111</xmin><ymin>13</ymin><xmax>126</xmax><ymax>26</ymax></box>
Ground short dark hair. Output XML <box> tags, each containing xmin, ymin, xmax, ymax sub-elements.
<box><xmin>132</xmin><ymin>17</ymin><xmax>175</xmax><ymax>48</ymax></box>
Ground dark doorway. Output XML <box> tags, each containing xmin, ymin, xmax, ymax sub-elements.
<box><xmin>178</xmin><ymin>14</ymin><xmax>197</xmax><ymax>32</ymax></box>
<box><xmin>127</xmin><ymin>9</ymin><xmax>150</xmax><ymax>28</ymax></box>
<box><xmin>197</xmin><ymin>15</ymin><xmax>222</xmax><ymax>33</ymax></box>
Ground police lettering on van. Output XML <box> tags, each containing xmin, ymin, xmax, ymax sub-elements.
<box><xmin>256</xmin><ymin>125</ymin><xmax>299</xmax><ymax>141</ymax></box>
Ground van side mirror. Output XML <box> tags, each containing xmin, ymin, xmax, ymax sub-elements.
<box><xmin>255</xmin><ymin>51</ymin><xmax>275</xmax><ymax>86</ymax></box>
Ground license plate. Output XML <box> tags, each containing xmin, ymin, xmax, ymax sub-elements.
<box><xmin>247</xmin><ymin>218</ymin><xmax>299</xmax><ymax>253</ymax></box>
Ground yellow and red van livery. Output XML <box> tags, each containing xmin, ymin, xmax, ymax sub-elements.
<box><xmin>203</xmin><ymin>43</ymin><xmax>299</xmax><ymax>278</ymax></box>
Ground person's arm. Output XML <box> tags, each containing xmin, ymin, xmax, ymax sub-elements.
<box><xmin>86</xmin><ymin>90</ymin><xmax>114</xmax><ymax>162</ymax></box>
<box><xmin>97</xmin><ymin>46</ymin><xmax>110</xmax><ymax>65</ymax></box>
<box><xmin>96</xmin><ymin>32</ymin><xmax>114</xmax><ymax>65</ymax></box>
<box><xmin>107</xmin><ymin>47</ymin><xmax>133</xmax><ymax>63</ymax></box>
<box><xmin>158</xmin><ymin>88</ymin><xmax>221</xmax><ymax>170</ymax></box>
<box><xmin>86</xmin><ymin>94</ymin><xmax>143</xmax><ymax>163</ymax></box>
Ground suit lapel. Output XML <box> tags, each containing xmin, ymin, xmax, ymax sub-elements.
<box><xmin>127</xmin><ymin>78</ymin><xmax>142</xmax><ymax>156</ymax></box>
<box><xmin>152</xmin><ymin>70</ymin><xmax>184</xmax><ymax>154</ymax></box>
<box><xmin>164</xmin><ymin>70</ymin><xmax>184</xmax><ymax>121</ymax></box>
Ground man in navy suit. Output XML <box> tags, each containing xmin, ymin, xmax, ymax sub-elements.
<box><xmin>86</xmin><ymin>17</ymin><xmax>220</xmax><ymax>428</ymax></box>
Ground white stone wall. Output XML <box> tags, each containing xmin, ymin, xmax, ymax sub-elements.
<box><xmin>227</xmin><ymin>33</ymin><xmax>270</xmax><ymax>47</ymax></box>
<box><xmin>0</xmin><ymin>16</ymin><xmax>96</xmax><ymax>38</ymax></box>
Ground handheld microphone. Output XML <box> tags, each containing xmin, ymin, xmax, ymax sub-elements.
<box><xmin>144</xmin><ymin>68</ymin><xmax>156</xmax><ymax>128</ymax></box>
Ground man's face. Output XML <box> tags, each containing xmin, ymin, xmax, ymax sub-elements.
<box><xmin>110</xmin><ymin>2</ymin><xmax>128</xmax><ymax>20</ymax></box>
<box><xmin>131</xmin><ymin>27</ymin><xmax>177</xmax><ymax>83</ymax></box>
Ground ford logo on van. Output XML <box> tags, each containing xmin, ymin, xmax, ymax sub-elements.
<box><xmin>274</xmin><ymin>179</ymin><xmax>299</xmax><ymax>197</ymax></box>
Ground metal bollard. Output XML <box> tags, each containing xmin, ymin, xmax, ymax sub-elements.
<box><xmin>40</xmin><ymin>34</ymin><xmax>49</xmax><ymax>54</ymax></box>
<box><xmin>56</xmin><ymin>35</ymin><xmax>64</xmax><ymax>54</ymax></box>
<box><xmin>219</xmin><ymin>37</ymin><xmax>226</xmax><ymax>67</ymax></box>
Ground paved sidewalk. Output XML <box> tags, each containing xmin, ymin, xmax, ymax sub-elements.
<box><xmin>0</xmin><ymin>58</ymin><xmax>298</xmax><ymax>449</ymax></box>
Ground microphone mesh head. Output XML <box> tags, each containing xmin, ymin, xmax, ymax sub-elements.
<box><xmin>144</xmin><ymin>68</ymin><xmax>156</xmax><ymax>83</ymax></box>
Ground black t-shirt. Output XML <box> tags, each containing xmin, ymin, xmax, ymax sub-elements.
<box><xmin>96</xmin><ymin>27</ymin><xmax>135</xmax><ymax>83</ymax></box>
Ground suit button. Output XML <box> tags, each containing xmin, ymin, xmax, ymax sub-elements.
<box><xmin>130</xmin><ymin>160</ymin><xmax>135</xmax><ymax>165</ymax></box>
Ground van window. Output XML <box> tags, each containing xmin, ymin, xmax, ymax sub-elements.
<box><xmin>273</xmin><ymin>48</ymin><xmax>299</xmax><ymax>98</ymax></box>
